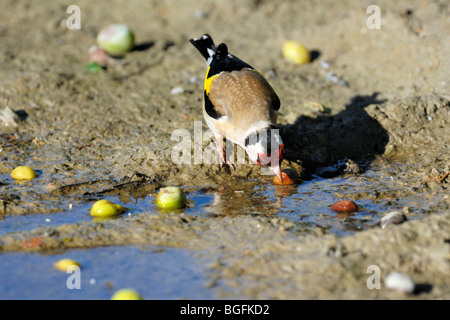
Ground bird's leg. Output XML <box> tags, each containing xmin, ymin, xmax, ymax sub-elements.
<box><xmin>214</xmin><ymin>134</ymin><xmax>235</xmax><ymax>169</ymax></box>
<box><xmin>214</xmin><ymin>134</ymin><xmax>226</xmax><ymax>166</ymax></box>
<box><xmin>224</xmin><ymin>139</ymin><xmax>235</xmax><ymax>169</ymax></box>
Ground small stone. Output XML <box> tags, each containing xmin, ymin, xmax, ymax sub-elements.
<box><xmin>325</xmin><ymin>72</ymin><xmax>349</xmax><ymax>86</ymax></box>
<box><xmin>380</xmin><ymin>211</ymin><xmax>407</xmax><ymax>229</ymax></box>
<box><xmin>0</xmin><ymin>106</ymin><xmax>20</xmax><ymax>129</ymax></box>
<box><xmin>303</xmin><ymin>101</ymin><xmax>329</xmax><ymax>114</ymax></box>
<box><xmin>343</xmin><ymin>159</ymin><xmax>362</xmax><ymax>174</ymax></box>
<box><xmin>319</xmin><ymin>60</ymin><xmax>330</xmax><ymax>69</ymax></box>
<box><xmin>194</xmin><ymin>10</ymin><xmax>207</xmax><ymax>19</ymax></box>
<box><xmin>46</xmin><ymin>181</ymin><xmax>62</xmax><ymax>192</ymax></box>
<box><xmin>385</xmin><ymin>272</ymin><xmax>415</xmax><ymax>294</ymax></box>
<box><xmin>170</xmin><ymin>86</ymin><xmax>184</xmax><ymax>95</ymax></box>
<box><xmin>88</xmin><ymin>45</ymin><xmax>110</xmax><ymax>65</ymax></box>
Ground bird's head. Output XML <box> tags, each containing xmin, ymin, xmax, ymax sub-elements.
<box><xmin>244</xmin><ymin>125</ymin><xmax>284</xmax><ymax>180</ymax></box>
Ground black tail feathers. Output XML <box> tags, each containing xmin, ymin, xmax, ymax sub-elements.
<box><xmin>189</xmin><ymin>34</ymin><xmax>215</xmax><ymax>61</ymax></box>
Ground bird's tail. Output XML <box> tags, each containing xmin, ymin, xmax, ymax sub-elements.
<box><xmin>190</xmin><ymin>34</ymin><xmax>216</xmax><ymax>65</ymax></box>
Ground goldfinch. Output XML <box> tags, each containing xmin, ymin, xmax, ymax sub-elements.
<box><xmin>190</xmin><ymin>34</ymin><xmax>284</xmax><ymax>180</ymax></box>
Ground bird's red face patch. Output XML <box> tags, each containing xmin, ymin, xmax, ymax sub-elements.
<box><xmin>256</xmin><ymin>144</ymin><xmax>284</xmax><ymax>167</ymax></box>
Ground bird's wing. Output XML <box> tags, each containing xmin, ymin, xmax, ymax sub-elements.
<box><xmin>203</xmin><ymin>54</ymin><xmax>254</xmax><ymax>120</ymax></box>
<box><xmin>207</xmin><ymin>69</ymin><xmax>280</xmax><ymax>127</ymax></box>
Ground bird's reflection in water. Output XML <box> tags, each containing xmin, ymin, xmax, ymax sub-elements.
<box><xmin>195</xmin><ymin>180</ymin><xmax>299</xmax><ymax>217</ymax></box>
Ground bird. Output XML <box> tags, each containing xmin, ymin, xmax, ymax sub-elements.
<box><xmin>189</xmin><ymin>34</ymin><xmax>284</xmax><ymax>180</ymax></box>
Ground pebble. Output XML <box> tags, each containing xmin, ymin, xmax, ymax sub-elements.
<box><xmin>194</xmin><ymin>10</ymin><xmax>207</xmax><ymax>20</ymax></box>
<box><xmin>170</xmin><ymin>86</ymin><xmax>184</xmax><ymax>95</ymax></box>
<box><xmin>330</xmin><ymin>200</ymin><xmax>358</xmax><ymax>213</ymax></box>
<box><xmin>380</xmin><ymin>211</ymin><xmax>407</xmax><ymax>229</ymax></box>
<box><xmin>325</xmin><ymin>72</ymin><xmax>349</xmax><ymax>87</ymax></box>
<box><xmin>0</xmin><ymin>106</ymin><xmax>20</xmax><ymax>129</ymax></box>
<box><xmin>88</xmin><ymin>45</ymin><xmax>115</xmax><ymax>66</ymax></box>
<box><xmin>319</xmin><ymin>60</ymin><xmax>330</xmax><ymax>69</ymax></box>
<box><xmin>45</xmin><ymin>181</ymin><xmax>62</xmax><ymax>192</ymax></box>
<box><xmin>187</xmin><ymin>76</ymin><xmax>199</xmax><ymax>84</ymax></box>
<box><xmin>316</xmin><ymin>159</ymin><xmax>360</xmax><ymax>177</ymax></box>
<box><xmin>303</xmin><ymin>101</ymin><xmax>329</xmax><ymax>114</ymax></box>
<box><xmin>385</xmin><ymin>272</ymin><xmax>415</xmax><ymax>294</ymax></box>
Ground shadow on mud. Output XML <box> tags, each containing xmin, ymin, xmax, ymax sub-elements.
<box><xmin>280</xmin><ymin>92</ymin><xmax>389</xmax><ymax>176</ymax></box>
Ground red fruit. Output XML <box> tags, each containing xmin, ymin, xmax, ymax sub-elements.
<box><xmin>273</xmin><ymin>169</ymin><xmax>299</xmax><ymax>185</ymax></box>
<box><xmin>21</xmin><ymin>237</ymin><xmax>44</xmax><ymax>249</ymax></box>
<box><xmin>330</xmin><ymin>200</ymin><xmax>358</xmax><ymax>213</ymax></box>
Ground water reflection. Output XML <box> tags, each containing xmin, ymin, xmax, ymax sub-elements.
<box><xmin>187</xmin><ymin>176</ymin><xmax>382</xmax><ymax>236</ymax></box>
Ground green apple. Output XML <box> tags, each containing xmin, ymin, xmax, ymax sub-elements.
<box><xmin>111</xmin><ymin>288</ymin><xmax>142</xmax><ymax>300</ymax></box>
<box><xmin>10</xmin><ymin>166</ymin><xmax>37</xmax><ymax>180</ymax></box>
<box><xmin>156</xmin><ymin>187</ymin><xmax>186</xmax><ymax>210</ymax></box>
<box><xmin>282</xmin><ymin>40</ymin><xmax>310</xmax><ymax>65</ymax></box>
<box><xmin>96</xmin><ymin>24</ymin><xmax>135</xmax><ymax>56</ymax></box>
<box><xmin>90</xmin><ymin>199</ymin><xmax>125</xmax><ymax>218</ymax></box>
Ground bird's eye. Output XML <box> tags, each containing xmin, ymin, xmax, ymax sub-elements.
<box><xmin>244</xmin><ymin>132</ymin><xmax>258</xmax><ymax>147</ymax></box>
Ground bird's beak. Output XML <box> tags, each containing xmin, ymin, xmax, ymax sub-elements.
<box><xmin>256</xmin><ymin>152</ymin><xmax>283</xmax><ymax>182</ymax></box>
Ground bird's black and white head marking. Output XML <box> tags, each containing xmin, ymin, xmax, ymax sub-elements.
<box><xmin>244</xmin><ymin>125</ymin><xmax>283</xmax><ymax>165</ymax></box>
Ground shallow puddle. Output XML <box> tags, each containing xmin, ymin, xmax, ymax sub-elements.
<box><xmin>1</xmin><ymin>159</ymin><xmax>448</xmax><ymax>299</ymax></box>
<box><xmin>0</xmin><ymin>245</ymin><xmax>215</xmax><ymax>300</ymax></box>
<box><xmin>1</xmin><ymin>161</ymin><xmax>446</xmax><ymax>238</ymax></box>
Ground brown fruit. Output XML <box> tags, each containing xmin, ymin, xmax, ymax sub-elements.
<box><xmin>273</xmin><ymin>169</ymin><xmax>299</xmax><ymax>185</ymax></box>
<box><xmin>330</xmin><ymin>200</ymin><xmax>358</xmax><ymax>213</ymax></box>
<box><xmin>21</xmin><ymin>237</ymin><xmax>44</xmax><ymax>249</ymax></box>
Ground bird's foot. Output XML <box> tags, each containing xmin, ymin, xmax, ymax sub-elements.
<box><xmin>217</xmin><ymin>152</ymin><xmax>235</xmax><ymax>170</ymax></box>
<box><xmin>225</xmin><ymin>159</ymin><xmax>235</xmax><ymax>170</ymax></box>
<box><xmin>215</xmin><ymin>135</ymin><xmax>235</xmax><ymax>170</ymax></box>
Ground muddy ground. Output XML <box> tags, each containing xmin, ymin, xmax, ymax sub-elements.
<box><xmin>0</xmin><ymin>0</ymin><xmax>449</xmax><ymax>299</ymax></box>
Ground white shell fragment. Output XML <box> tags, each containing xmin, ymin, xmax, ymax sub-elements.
<box><xmin>385</xmin><ymin>272</ymin><xmax>415</xmax><ymax>294</ymax></box>
<box><xmin>170</xmin><ymin>86</ymin><xmax>184</xmax><ymax>95</ymax></box>
<box><xmin>0</xmin><ymin>106</ymin><xmax>20</xmax><ymax>129</ymax></box>
<box><xmin>319</xmin><ymin>60</ymin><xmax>330</xmax><ymax>69</ymax></box>
<box><xmin>380</xmin><ymin>211</ymin><xmax>407</xmax><ymax>229</ymax></box>
<box><xmin>325</xmin><ymin>72</ymin><xmax>349</xmax><ymax>86</ymax></box>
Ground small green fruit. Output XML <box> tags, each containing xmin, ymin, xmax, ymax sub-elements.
<box><xmin>54</xmin><ymin>259</ymin><xmax>80</xmax><ymax>272</ymax></box>
<box><xmin>111</xmin><ymin>288</ymin><xmax>142</xmax><ymax>300</ymax></box>
<box><xmin>96</xmin><ymin>24</ymin><xmax>135</xmax><ymax>56</ymax></box>
<box><xmin>156</xmin><ymin>187</ymin><xmax>186</xmax><ymax>210</ymax></box>
<box><xmin>11</xmin><ymin>166</ymin><xmax>37</xmax><ymax>180</ymax></box>
<box><xmin>282</xmin><ymin>40</ymin><xmax>310</xmax><ymax>65</ymax></box>
<box><xmin>84</xmin><ymin>62</ymin><xmax>104</xmax><ymax>73</ymax></box>
<box><xmin>90</xmin><ymin>199</ymin><xmax>125</xmax><ymax>218</ymax></box>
